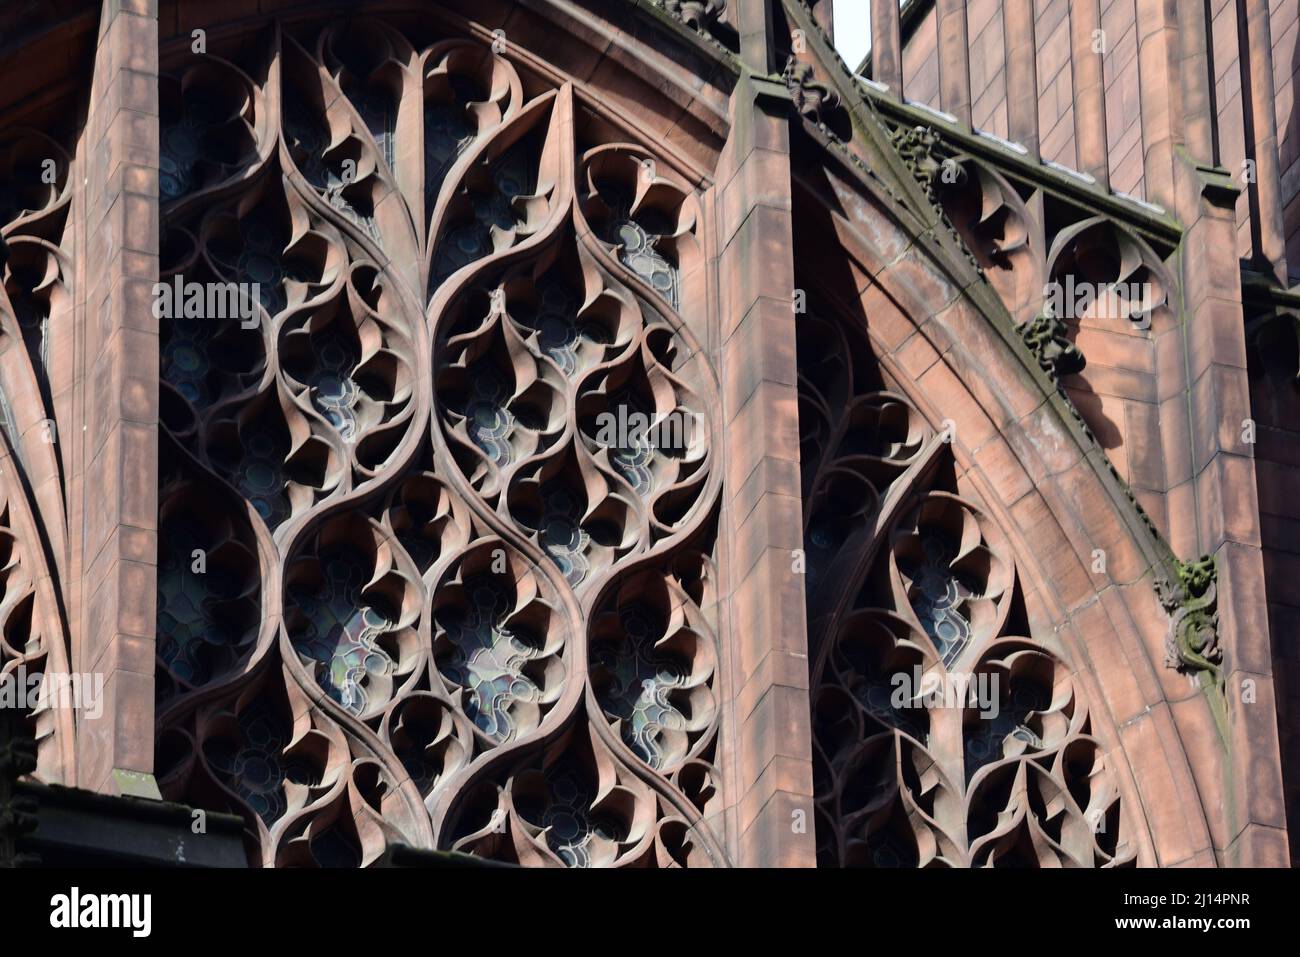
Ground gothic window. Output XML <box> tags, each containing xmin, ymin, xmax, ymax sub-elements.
<box><xmin>152</xmin><ymin>17</ymin><xmax>723</xmax><ymax>868</ymax></box>
<box><xmin>797</xmin><ymin>307</ymin><xmax>1134</xmax><ymax>868</ymax></box>
<box><xmin>0</xmin><ymin>123</ymin><xmax>76</xmax><ymax>786</ymax></box>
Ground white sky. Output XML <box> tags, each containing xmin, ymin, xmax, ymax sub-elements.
<box><xmin>834</xmin><ymin>0</ymin><xmax>873</xmax><ymax>71</ymax></box>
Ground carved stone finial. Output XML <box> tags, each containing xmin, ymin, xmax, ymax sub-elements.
<box><xmin>782</xmin><ymin>57</ymin><xmax>845</xmax><ymax>136</ymax></box>
<box><xmin>1020</xmin><ymin>312</ymin><xmax>1086</xmax><ymax>378</ymax></box>
<box><xmin>1155</xmin><ymin>555</ymin><xmax>1222</xmax><ymax>690</ymax></box>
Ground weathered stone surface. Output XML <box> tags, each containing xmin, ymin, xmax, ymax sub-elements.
<box><xmin>0</xmin><ymin>0</ymin><xmax>1291</xmax><ymax>871</ymax></box>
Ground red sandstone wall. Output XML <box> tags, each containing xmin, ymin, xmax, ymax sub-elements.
<box><xmin>884</xmin><ymin>0</ymin><xmax>1299</xmax><ymax>863</ymax></box>
<box><xmin>884</xmin><ymin>0</ymin><xmax>1280</xmax><ymax>226</ymax></box>
<box><xmin>901</xmin><ymin>4</ymin><xmax>940</xmax><ymax>107</ymax></box>
<box><xmin>876</xmin><ymin>0</ymin><xmax>1300</xmax><ymax>358</ymax></box>
<box><xmin>1101</xmin><ymin>0</ymin><xmax>1143</xmax><ymax>198</ymax></box>
<box><xmin>883</xmin><ymin>3</ymin><xmax>1170</xmax><ymax>533</ymax></box>
<box><xmin>1035</xmin><ymin>0</ymin><xmax>1075</xmax><ymax>170</ymax></box>
<box><xmin>968</xmin><ymin>0</ymin><xmax>1007</xmax><ymax>138</ymax></box>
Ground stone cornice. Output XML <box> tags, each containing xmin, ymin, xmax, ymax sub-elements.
<box><xmin>620</xmin><ymin>0</ymin><xmax>743</xmax><ymax>69</ymax></box>
<box><xmin>865</xmin><ymin>91</ymin><xmax>1184</xmax><ymax>250</ymax></box>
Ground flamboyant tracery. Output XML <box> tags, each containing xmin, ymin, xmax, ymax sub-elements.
<box><xmin>0</xmin><ymin>0</ymin><xmax>1282</xmax><ymax>874</ymax></box>
<box><xmin>152</xmin><ymin>17</ymin><xmax>723</xmax><ymax>868</ymax></box>
<box><xmin>797</xmin><ymin>307</ymin><xmax>1134</xmax><ymax>868</ymax></box>
<box><xmin>0</xmin><ymin>121</ymin><xmax>77</xmax><ymax>789</ymax></box>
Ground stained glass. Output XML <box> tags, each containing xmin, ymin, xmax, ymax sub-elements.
<box><xmin>437</xmin><ymin>577</ymin><xmax>546</xmax><ymax>743</ymax></box>
<box><xmin>907</xmin><ymin>531</ymin><xmax>975</xmax><ymax>667</ymax></box>
<box><xmin>289</xmin><ymin>552</ymin><xmax>395</xmax><ymax>715</ymax></box>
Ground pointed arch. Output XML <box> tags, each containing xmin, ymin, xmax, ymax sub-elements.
<box><xmin>787</xmin><ymin>129</ymin><xmax>1225</xmax><ymax>866</ymax></box>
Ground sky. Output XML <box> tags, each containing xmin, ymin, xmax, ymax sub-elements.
<box><xmin>833</xmin><ymin>0</ymin><xmax>873</xmax><ymax>71</ymax></box>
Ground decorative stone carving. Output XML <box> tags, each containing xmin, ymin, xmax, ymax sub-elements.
<box><xmin>783</xmin><ymin>57</ymin><xmax>848</xmax><ymax>138</ymax></box>
<box><xmin>154</xmin><ymin>17</ymin><xmax>724</xmax><ymax>868</ymax></box>
<box><xmin>649</xmin><ymin>0</ymin><xmax>737</xmax><ymax>53</ymax></box>
<box><xmin>888</xmin><ymin>124</ymin><xmax>952</xmax><ymax>204</ymax></box>
<box><xmin>1044</xmin><ymin>217</ymin><xmax>1171</xmax><ymax>331</ymax></box>
<box><xmin>799</xmin><ymin>308</ymin><xmax>1134</xmax><ymax>868</ymax></box>
<box><xmin>1156</xmin><ymin>555</ymin><xmax>1222</xmax><ymax>690</ymax></box>
<box><xmin>930</xmin><ymin>153</ymin><xmax>1040</xmax><ymax>319</ymax></box>
<box><xmin>661</xmin><ymin>0</ymin><xmax>725</xmax><ymax>31</ymax></box>
<box><xmin>1020</xmin><ymin>311</ymin><xmax>1086</xmax><ymax>378</ymax></box>
<box><xmin>884</xmin><ymin>124</ymin><xmax>984</xmax><ymax>273</ymax></box>
<box><xmin>0</xmin><ymin>125</ymin><xmax>77</xmax><ymax>786</ymax></box>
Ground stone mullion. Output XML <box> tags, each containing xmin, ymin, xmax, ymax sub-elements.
<box><xmin>714</xmin><ymin>71</ymin><xmax>814</xmax><ymax>867</ymax></box>
<box><xmin>71</xmin><ymin>0</ymin><xmax>160</xmax><ymax>796</ymax></box>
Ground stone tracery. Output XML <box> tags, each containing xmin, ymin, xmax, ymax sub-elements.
<box><xmin>799</xmin><ymin>305</ymin><xmax>1134</xmax><ymax>869</ymax></box>
<box><xmin>0</xmin><ymin>121</ymin><xmax>77</xmax><ymax>787</ymax></box>
<box><xmin>0</xmin><ymin>0</ymin><xmax>1272</xmax><ymax>874</ymax></box>
<box><xmin>153</xmin><ymin>17</ymin><xmax>724</xmax><ymax>868</ymax></box>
